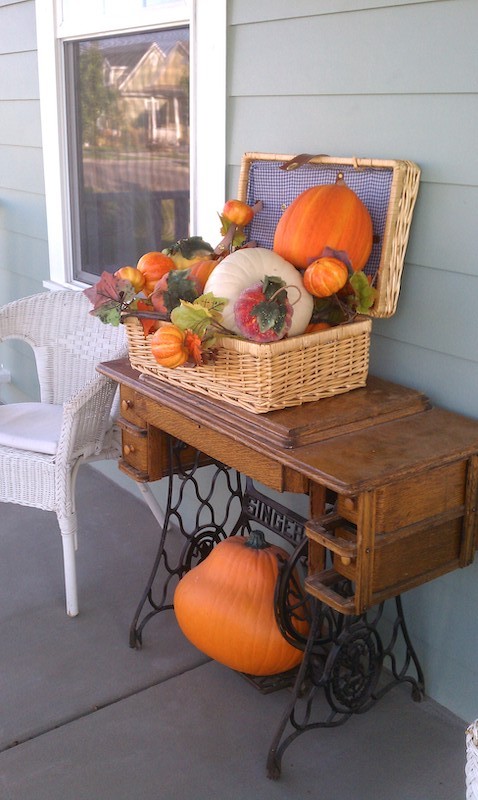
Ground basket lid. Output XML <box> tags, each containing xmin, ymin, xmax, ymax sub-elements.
<box><xmin>237</xmin><ymin>152</ymin><xmax>420</xmax><ymax>318</ymax></box>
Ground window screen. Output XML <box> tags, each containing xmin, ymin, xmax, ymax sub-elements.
<box><xmin>65</xmin><ymin>26</ymin><xmax>189</xmax><ymax>282</ymax></box>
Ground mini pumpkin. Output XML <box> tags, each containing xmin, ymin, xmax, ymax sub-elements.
<box><xmin>174</xmin><ymin>530</ymin><xmax>309</xmax><ymax>676</ymax></box>
<box><xmin>187</xmin><ymin>257</ymin><xmax>219</xmax><ymax>291</ymax></box>
<box><xmin>303</xmin><ymin>256</ymin><xmax>349</xmax><ymax>298</ymax></box>
<box><xmin>136</xmin><ymin>251</ymin><xmax>176</xmax><ymax>296</ymax></box>
<box><xmin>114</xmin><ymin>266</ymin><xmax>146</xmax><ymax>294</ymax></box>
<box><xmin>150</xmin><ymin>323</ymin><xmax>189</xmax><ymax>368</ymax></box>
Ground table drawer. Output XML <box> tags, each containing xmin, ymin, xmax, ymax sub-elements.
<box><xmin>306</xmin><ymin>455</ymin><xmax>478</xmax><ymax>614</ymax></box>
<box><xmin>120</xmin><ymin>420</ymin><xmax>149</xmax><ymax>474</ymax></box>
<box><xmin>337</xmin><ymin>460</ymin><xmax>467</xmax><ymax>531</ymax></box>
<box><xmin>120</xmin><ymin>385</ymin><xmax>147</xmax><ymax>427</ymax></box>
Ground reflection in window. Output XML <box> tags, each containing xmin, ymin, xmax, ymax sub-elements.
<box><xmin>65</xmin><ymin>26</ymin><xmax>189</xmax><ymax>282</ymax></box>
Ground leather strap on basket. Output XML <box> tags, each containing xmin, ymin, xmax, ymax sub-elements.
<box><xmin>280</xmin><ymin>154</ymin><xmax>366</xmax><ymax>171</ymax></box>
<box><xmin>279</xmin><ymin>153</ymin><xmax>329</xmax><ymax>171</ymax></box>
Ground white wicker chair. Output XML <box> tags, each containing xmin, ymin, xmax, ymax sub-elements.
<box><xmin>0</xmin><ymin>290</ymin><xmax>127</xmax><ymax>616</ymax></box>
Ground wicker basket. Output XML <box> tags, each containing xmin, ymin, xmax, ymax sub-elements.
<box><xmin>125</xmin><ymin>151</ymin><xmax>419</xmax><ymax>413</ymax></box>
<box><xmin>125</xmin><ymin>315</ymin><xmax>372</xmax><ymax>414</ymax></box>
<box><xmin>466</xmin><ymin>721</ymin><xmax>478</xmax><ymax>800</ymax></box>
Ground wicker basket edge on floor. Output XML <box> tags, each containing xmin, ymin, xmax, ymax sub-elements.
<box><xmin>466</xmin><ymin>720</ymin><xmax>478</xmax><ymax>800</ymax></box>
<box><xmin>124</xmin><ymin>315</ymin><xmax>372</xmax><ymax>414</ymax></box>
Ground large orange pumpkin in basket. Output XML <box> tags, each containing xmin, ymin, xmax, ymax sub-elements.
<box><xmin>273</xmin><ymin>175</ymin><xmax>373</xmax><ymax>271</ymax></box>
<box><xmin>174</xmin><ymin>530</ymin><xmax>309</xmax><ymax>676</ymax></box>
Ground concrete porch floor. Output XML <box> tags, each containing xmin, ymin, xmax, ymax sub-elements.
<box><xmin>0</xmin><ymin>466</ymin><xmax>468</xmax><ymax>799</ymax></box>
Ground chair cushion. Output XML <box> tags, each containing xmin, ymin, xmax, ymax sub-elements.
<box><xmin>0</xmin><ymin>403</ymin><xmax>63</xmax><ymax>455</ymax></box>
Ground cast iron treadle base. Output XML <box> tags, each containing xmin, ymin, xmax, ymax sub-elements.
<box><xmin>128</xmin><ymin>436</ymin><xmax>308</xmax><ymax>649</ymax></box>
<box><xmin>129</xmin><ymin>437</ymin><xmax>248</xmax><ymax>649</ymax></box>
<box><xmin>129</xmin><ymin>437</ymin><xmax>425</xmax><ymax>782</ymax></box>
<box><xmin>266</xmin><ymin>593</ymin><xmax>425</xmax><ymax>780</ymax></box>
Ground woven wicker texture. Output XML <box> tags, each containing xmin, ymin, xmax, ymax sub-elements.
<box><xmin>466</xmin><ymin>722</ymin><xmax>478</xmax><ymax>800</ymax></box>
<box><xmin>238</xmin><ymin>153</ymin><xmax>421</xmax><ymax>318</ymax></box>
<box><xmin>125</xmin><ymin>315</ymin><xmax>371</xmax><ymax>414</ymax></box>
<box><xmin>0</xmin><ymin>290</ymin><xmax>127</xmax><ymax>615</ymax></box>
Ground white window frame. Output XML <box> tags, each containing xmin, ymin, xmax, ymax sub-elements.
<box><xmin>35</xmin><ymin>0</ymin><xmax>227</xmax><ymax>289</ymax></box>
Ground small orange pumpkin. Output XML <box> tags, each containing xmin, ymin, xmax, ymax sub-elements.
<box><xmin>187</xmin><ymin>257</ymin><xmax>219</xmax><ymax>291</ymax></box>
<box><xmin>305</xmin><ymin>321</ymin><xmax>332</xmax><ymax>333</ymax></box>
<box><xmin>114</xmin><ymin>266</ymin><xmax>146</xmax><ymax>293</ymax></box>
<box><xmin>137</xmin><ymin>251</ymin><xmax>176</xmax><ymax>296</ymax></box>
<box><xmin>273</xmin><ymin>175</ymin><xmax>373</xmax><ymax>271</ymax></box>
<box><xmin>222</xmin><ymin>199</ymin><xmax>254</xmax><ymax>227</ymax></box>
<box><xmin>174</xmin><ymin>530</ymin><xmax>309</xmax><ymax>676</ymax></box>
<box><xmin>150</xmin><ymin>324</ymin><xmax>189</xmax><ymax>368</ymax></box>
<box><xmin>303</xmin><ymin>256</ymin><xmax>349</xmax><ymax>298</ymax></box>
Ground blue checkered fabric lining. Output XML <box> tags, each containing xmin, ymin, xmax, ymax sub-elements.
<box><xmin>245</xmin><ymin>161</ymin><xmax>393</xmax><ymax>276</ymax></box>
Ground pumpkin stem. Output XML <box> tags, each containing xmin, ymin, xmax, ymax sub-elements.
<box><xmin>245</xmin><ymin>530</ymin><xmax>271</xmax><ymax>550</ymax></box>
<box><xmin>284</xmin><ymin>284</ymin><xmax>302</xmax><ymax>307</ymax></box>
<box><xmin>267</xmin><ymin>282</ymin><xmax>302</xmax><ymax>308</ymax></box>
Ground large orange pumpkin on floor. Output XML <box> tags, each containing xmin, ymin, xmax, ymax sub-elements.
<box><xmin>273</xmin><ymin>175</ymin><xmax>373</xmax><ymax>271</ymax></box>
<box><xmin>174</xmin><ymin>531</ymin><xmax>309</xmax><ymax>676</ymax></box>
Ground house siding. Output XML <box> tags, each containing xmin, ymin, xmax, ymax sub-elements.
<box><xmin>0</xmin><ymin>0</ymin><xmax>47</xmax><ymax>400</ymax></box>
<box><xmin>0</xmin><ymin>0</ymin><xmax>477</xmax><ymax>721</ymax></box>
<box><xmin>227</xmin><ymin>0</ymin><xmax>478</xmax><ymax>722</ymax></box>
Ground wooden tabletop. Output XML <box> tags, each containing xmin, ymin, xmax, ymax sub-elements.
<box><xmin>99</xmin><ymin>358</ymin><xmax>478</xmax><ymax>495</ymax></box>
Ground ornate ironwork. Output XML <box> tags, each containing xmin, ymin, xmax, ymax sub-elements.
<box><xmin>129</xmin><ymin>436</ymin><xmax>249</xmax><ymax>648</ymax></box>
<box><xmin>242</xmin><ymin>479</ymin><xmax>306</xmax><ymax>546</ymax></box>
<box><xmin>129</xmin><ymin>449</ymin><xmax>311</xmax><ymax>648</ymax></box>
<box><xmin>129</xmin><ymin>436</ymin><xmax>425</xmax><ymax>782</ymax></box>
<box><xmin>266</xmin><ymin>593</ymin><xmax>425</xmax><ymax>780</ymax></box>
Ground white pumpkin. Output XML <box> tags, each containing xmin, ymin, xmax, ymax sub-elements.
<box><xmin>204</xmin><ymin>247</ymin><xmax>314</xmax><ymax>337</ymax></box>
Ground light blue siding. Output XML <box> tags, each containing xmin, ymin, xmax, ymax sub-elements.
<box><xmin>0</xmin><ymin>100</ymin><xmax>43</xmax><ymax>147</ymax></box>
<box><xmin>228</xmin><ymin>0</ymin><xmax>478</xmax><ymax>721</ymax></box>
<box><xmin>0</xmin><ymin>0</ymin><xmax>48</xmax><ymax>401</ymax></box>
<box><xmin>229</xmin><ymin>3</ymin><xmax>477</xmax><ymax>96</ymax></box>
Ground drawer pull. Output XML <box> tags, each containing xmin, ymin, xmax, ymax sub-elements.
<box><xmin>123</xmin><ymin>444</ymin><xmax>135</xmax><ymax>456</ymax></box>
<box><xmin>306</xmin><ymin>514</ymin><xmax>357</xmax><ymax>561</ymax></box>
<box><xmin>121</xmin><ymin>399</ymin><xmax>133</xmax><ymax>413</ymax></box>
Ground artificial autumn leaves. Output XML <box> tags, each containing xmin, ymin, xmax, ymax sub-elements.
<box><xmin>86</xmin><ymin>175</ymin><xmax>377</xmax><ymax>366</ymax></box>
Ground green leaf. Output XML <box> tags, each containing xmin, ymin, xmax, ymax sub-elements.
<box><xmin>252</xmin><ymin>300</ymin><xmax>286</xmax><ymax>334</ymax></box>
<box><xmin>311</xmin><ymin>297</ymin><xmax>348</xmax><ymax>325</ymax></box>
<box><xmin>194</xmin><ymin>292</ymin><xmax>228</xmax><ymax>317</ymax></box>
<box><xmin>91</xmin><ymin>302</ymin><xmax>122</xmax><ymax>326</ymax></box>
<box><xmin>218</xmin><ymin>214</ymin><xmax>246</xmax><ymax>248</ymax></box>
<box><xmin>262</xmin><ymin>275</ymin><xmax>287</xmax><ymax>300</ymax></box>
<box><xmin>166</xmin><ymin>236</ymin><xmax>213</xmax><ymax>260</ymax></box>
<box><xmin>157</xmin><ymin>269</ymin><xmax>200</xmax><ymax>313</ymax></box>
<box><xmin>84</xmin><ymin>271</ymin><xmax>137</xmax><ymax>325</ymax></box>
<box><xmin>171</xmin><ymin>292</ymin><xmax>228</xmax><ymax>337</ymax></box>
<box><xmin>171</xmin><ymin>301</ymin><xmax>213</xmax><ymax>337</ymax></box>
<box><xmin>349</xmin><ymin>271</ymin><xmax>377</xmax><ymax>313</ymax></box>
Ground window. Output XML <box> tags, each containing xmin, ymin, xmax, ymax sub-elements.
<box><xmin>66</xmin><ymin>27</ymin><xmax>190</xmax><ymax>281</ymax></box>
<box><xmin>36</xmin><ymin>0</ymin><xmax>226</xmax><ymax>287</ymax></box>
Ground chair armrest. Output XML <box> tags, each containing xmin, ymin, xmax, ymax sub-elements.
<box><xmin>55</xmin><ymin>374</ymin><xmax>120</xmax><ymax>464</ymax></box>
<box><xmin>0</xmin><ymin>296</ymin><xmax>37</xmax><ymax>344</ymax></box>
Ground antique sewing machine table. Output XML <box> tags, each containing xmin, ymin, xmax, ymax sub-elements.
<box><xmin>98</xmin><ymin>358</ymin><xmax>478</xmax><ymax>778</ymax></box>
